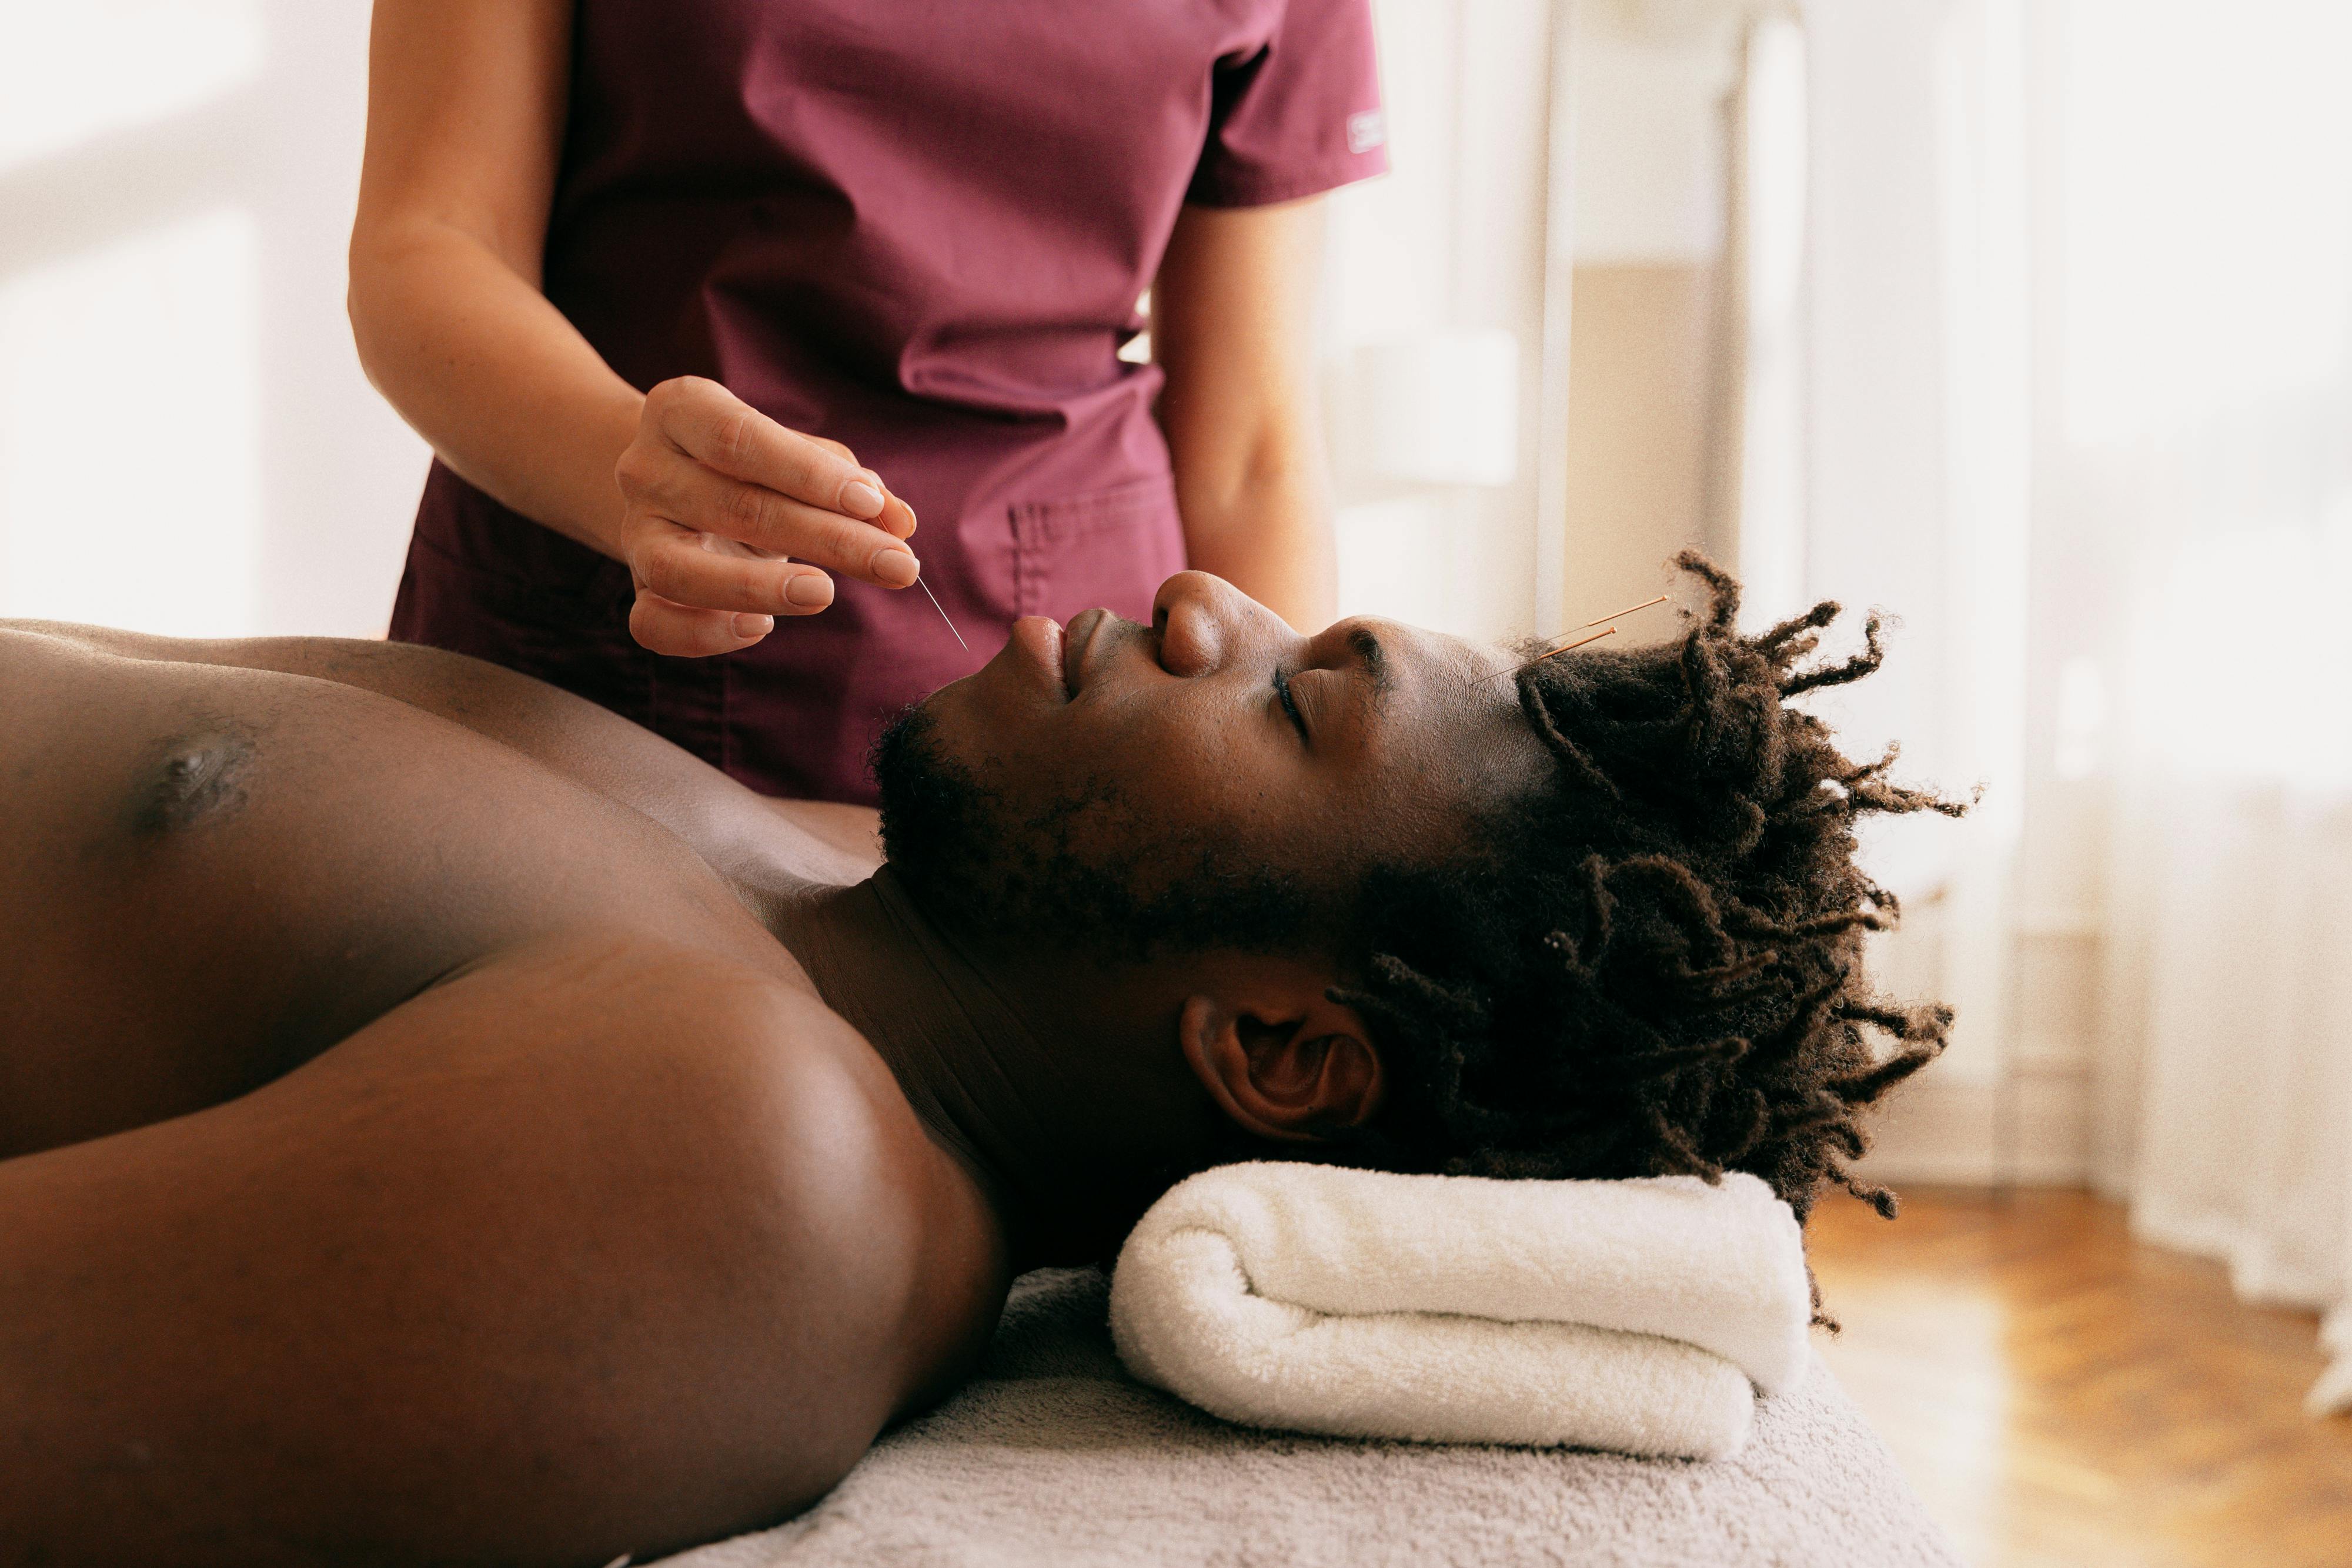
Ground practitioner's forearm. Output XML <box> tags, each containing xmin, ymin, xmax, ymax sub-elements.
<box><xmin>1155</xmin><ymin>283</ymin><xmax>1341</xmax><ymax>627</ymax></box>
<box><xmin>349</xmin><ymin>220</ymin><xmax>643</xmax><ymax>559</ymax></box>
<box><xmin>1152</xmin><ymin>198</ymin><xmax>1338</xmax><ymax>631</ymax></box>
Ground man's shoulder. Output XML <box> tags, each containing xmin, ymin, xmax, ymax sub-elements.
<box><xmin>502</xmin><ymin>932</ymin><xmax>928</xmax><ymax>1195</ymax></box>
<box><xmin>414</xmin><ymin>931</ymin><xmax>991</xmax><ymax>1406</ymax></box>
<box><xmin>590</xmin><ymin>945</ymin><xmax>1008</xmax><ymax>1405</ymax></box>
<box><xmin>386</xmin><ymin>921</ymin><xmax>1011</xmax><ymax>1401</ymax></box>
<box><xmin>579</xmin><ymin>937</ymin><xmax>992</xmax><ymax>1244</ymax></box>
<box><xmin>390</xmin><ymin>932</ymin><xmax>931</xmax><ymax>1246</ymax></box>
<box><xmin>656</xmin><ymin>953</ymin><xmax>933</xmax><ymax>1225</ymax></box>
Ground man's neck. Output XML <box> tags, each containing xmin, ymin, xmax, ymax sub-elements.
<box><xmin>762</xmin><ymin>868</ymin><xmax>1203</xmax><ymax>1268</ymax></box>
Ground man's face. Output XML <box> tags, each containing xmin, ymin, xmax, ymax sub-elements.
<box><xmin>874</xmin><ymin>571</ymin><xmax>1549</xmax><ymax>959</ymax></box>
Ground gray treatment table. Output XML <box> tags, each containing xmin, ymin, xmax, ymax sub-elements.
<box><xmin>652</xmin><ymin>1267</ymin><xmax>1962</xmax><ymax>1568</ymax></box>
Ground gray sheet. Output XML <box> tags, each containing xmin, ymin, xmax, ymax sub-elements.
<box><xmin>652</xmin><ymin>1268</ymin><xmax>1960</xmax><ymax>1568</ymax></box>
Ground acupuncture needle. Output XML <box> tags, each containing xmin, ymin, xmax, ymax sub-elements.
<box><xmin>916</xmin><ymin>574</ymin><xmax>968</xmax><ymax>650</ymax></box>
<box><xmin>1503</xmin><ymin>593</ymin><xmax>1673</xmax><ymax>678</ymax></box>
<box><xmin>858</xmin><ymin>473</ymin><xmax>963</xmax><ymax>648</ymax></box>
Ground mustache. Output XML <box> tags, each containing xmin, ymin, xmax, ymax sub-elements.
<box><xmin>1064</xmin><ymin>609</ymin><xmax>1159</xmax><ymax>691</ymax></box>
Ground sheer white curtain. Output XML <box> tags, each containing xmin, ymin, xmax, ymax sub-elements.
<box><xmin>2054</xmin><ymin>1</ymin><xmax>2352</xmax><ymax>1413</ymax></box>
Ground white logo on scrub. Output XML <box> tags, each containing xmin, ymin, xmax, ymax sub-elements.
<box><xmin>1347</xmin><ymin>110</ymin><xmax>1386</xmax><ymax>155</ymax></box>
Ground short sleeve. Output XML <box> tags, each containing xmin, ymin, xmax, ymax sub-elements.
<box><xmin>1187</xmin><ymin>0</ymin><xmax>1389</xmax><ymax>209</ymax></box>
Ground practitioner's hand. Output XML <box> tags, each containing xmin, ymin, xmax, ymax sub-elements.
<box><xmin>613</xmin><ymin>376</ymin><xmax>921</xmax><ymax>657</ymax></box>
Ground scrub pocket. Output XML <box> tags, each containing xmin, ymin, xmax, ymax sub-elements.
<box><xmin>1007</xmin><ymin>473</ymin><xmax>1188</xmax><ymax>626</ymax></box>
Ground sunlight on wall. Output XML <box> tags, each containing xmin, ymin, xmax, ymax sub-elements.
<box><xmin>0</xmin><ymin>210</ymin><xmax>260</xmax><ymax>636</ymax></box>
<box><xmin>2062</xmin><ymin>1</ymin><xmax>2352</xmax><ymax>790</ymax></box>
<box><xmin>0</xmin><ymin>1</ymin><xmax>264</xmax><ymax>176</ymax></box>
<box><xmin>2062</xmin><ymin>1</ymin><xmax>2352</xmax><ymax>442</ymax></box>
<box><xmin>2052</xmin><ymin>656</ymin><xmax>2107</xmax><ymax>783</ymax></box>
<box><xmin>2133</xmin><ymin>504</ymin><xmax>2352</xmax><ymax>787</ymax></box>
<box><xmin>1733</xmin><ymin>18</ymin><xmax>1810</xmax><ymax>628</ymax></box>
<box><xmin>1334</xmin><ymin>496</ymin><xmax>1456</xmax><ymax>632</ymax></box>
<box><xmin>1323</xmin><ymin>0</ymin><xmax>1551</xmax><ymax>643</ymax></box>
<box><xmin>1324</xmin><ymin>0</ymin><xmax>1462</xmax><ymax>637</ymax></box>
<box><xmin>1567</xmin><ymin>24</ymin><xmax>1727</xmax><ymax>267</ymax></box>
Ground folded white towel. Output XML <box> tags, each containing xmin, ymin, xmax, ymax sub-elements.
<box><xmin>1107</xmin><ymin>1162</ymin><xmax>1811</xmax><ymax>1460</ymax></box>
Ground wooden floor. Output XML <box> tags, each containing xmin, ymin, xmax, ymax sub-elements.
<box><xmin>1806</xmin><ymin>1187</ymin><xmax>2352</xmax><ymax>1568</ymax></box>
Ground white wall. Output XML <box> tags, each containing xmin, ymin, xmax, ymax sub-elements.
<box><xmin>0</xmin><ymin>0</ymin><xmax>429</xmax><ymax>640</ymax></box>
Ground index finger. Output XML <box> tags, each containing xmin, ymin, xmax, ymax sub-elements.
<box><xmin>652</xmin><ymin>377</ymin><xmax>887</xmax><ymax>522</ymax></box>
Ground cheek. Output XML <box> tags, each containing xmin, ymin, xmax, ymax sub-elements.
<box><xmin>944</xmin><ymin>661</ymin><xmax>1321</xmax><ymax>848</ymax></box>
<box><xmin>1027</xmin><ymin>698</ymin><xmax>1301</xmax><ymax>866</ymax></box>
<box><xmin>1121</xmin><ymin>701</ymin><xmax>1296</xmax><ymax>823</ymax></box>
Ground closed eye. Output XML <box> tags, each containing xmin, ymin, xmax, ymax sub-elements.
<box><xmin>1273</xmin><ymin>666</ymin><xmax>1309</xmax><ymax>741</ymax></box>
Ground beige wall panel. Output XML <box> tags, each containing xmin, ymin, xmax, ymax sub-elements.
<box><xmin>1559</xmin><ymin>261</ymin><xmax>1718</xmax><ymax>631</ymax></box>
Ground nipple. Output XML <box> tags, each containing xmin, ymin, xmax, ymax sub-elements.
<box><xmin>135</xmin><ymin>724</ymin><xmax>258</xmax><ymax>834</ymax></box>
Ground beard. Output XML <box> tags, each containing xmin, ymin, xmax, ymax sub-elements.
<box><xmin>868</xmin><ymin>703</ymin><xmax>1315</xmax><ymax>962</ymax></box>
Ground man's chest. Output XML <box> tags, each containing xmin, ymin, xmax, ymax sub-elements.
<box><xmin>1</xmin><ymin>641</ymin><xmax>794</xmax><ymax>1151</ymax></box>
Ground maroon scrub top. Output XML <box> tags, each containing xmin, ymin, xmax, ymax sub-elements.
<box><xmin>387</xmin><ymin>0</ymin><xmax>1388</xmax><ymax>804</ymax></box>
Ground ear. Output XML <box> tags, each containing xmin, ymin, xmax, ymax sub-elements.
<box><xmin>1178</xmin><ymin>987</ymin><xmax>1385</xmax><ymax>1145</ymax></box>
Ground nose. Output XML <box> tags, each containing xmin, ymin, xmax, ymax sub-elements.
<box><xmin>1151</xmin><ymin>570</ymin><xmax>1285</xmax><ymax>678</ymax></box>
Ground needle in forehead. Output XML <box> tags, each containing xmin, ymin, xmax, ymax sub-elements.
<box><xmin>916</xmin><ymin>575</ymin><xmax>968</xmax><ymax>650</ymax></box>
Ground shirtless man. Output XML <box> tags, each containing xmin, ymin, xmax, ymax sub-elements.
<box><xmin>1</xmin><ymin>560</ymin><xmax>1950</xmax><ymax>1567</ymax></box>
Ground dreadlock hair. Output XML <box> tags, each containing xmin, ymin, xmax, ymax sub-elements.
<box><xmin>1332</xmin><ymin>551</ymin><xmax>1965</xmax><ymax>1228</ymax></box>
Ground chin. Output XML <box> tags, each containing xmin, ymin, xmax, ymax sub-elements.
<box><xmin>887</xmin><ymin>674</ymin><xmax>998</xmax><ymax>793</ymax></box>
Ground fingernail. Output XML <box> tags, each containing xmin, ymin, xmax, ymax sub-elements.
<box><xmin>842</xmin><ymin>480</ymin><xmax>886</xmax><ymax>519</ymax></box>
<box><xmin>733</xmin><ymin>613</ymin><xmax>774</xmax><ymax>637</ymax></box>
<box><xmin>871</xmin><ymin>549</ymin><xmax>919</xmax><ymax>587</ymax></box>
<box><xmin>786</xmin><ymin>574</ymin><xmax>833</xmax><ymax>607</ymax></box>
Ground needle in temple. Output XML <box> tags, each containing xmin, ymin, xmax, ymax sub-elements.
<box><xmin>917</xmin><ymin>576</ymin><xmax>968</xmax><ymax>650</ymax></box>
<box><xmin>1500</xmin><ymin>625</ymin><xmax>1616</xmax><ymax>681</ymax></box>
<box><xmin>1502</xmin><ymin>591</ymin><xmax>1677</xmax><ymax>680</ymax></box>
<box><xmin>1581</xmin><ymin>593</ymin><xmax>1669</xmax><ymax>629</ymax></box>
<box><xmin>1535</xmin><ymin>624</ymin><xmax>1618</xmax><ymax>663</ymax></box>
